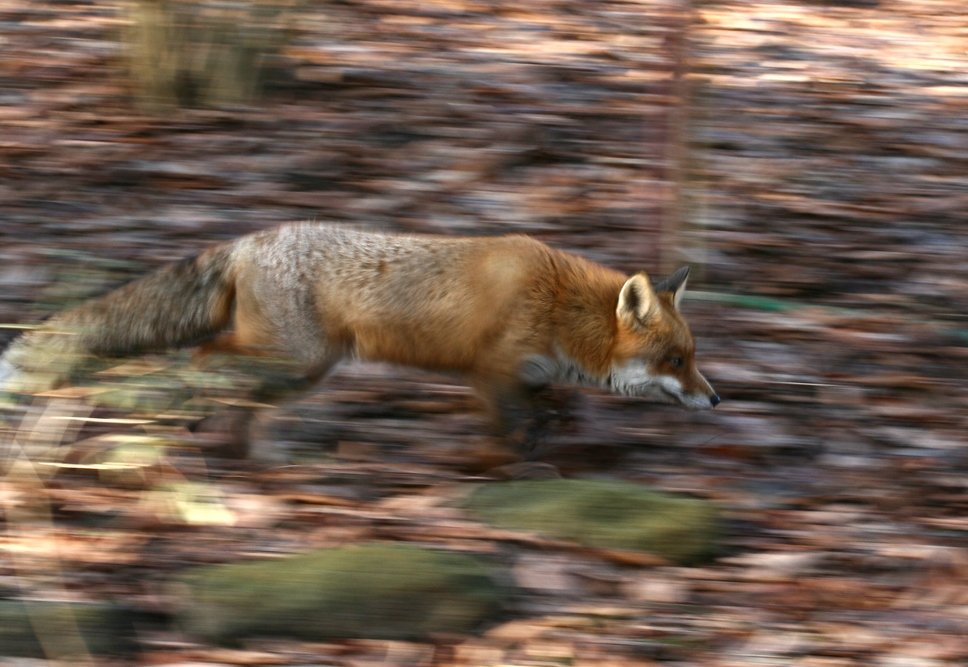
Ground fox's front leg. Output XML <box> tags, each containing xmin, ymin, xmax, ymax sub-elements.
<box><xmin>516</xmin><ymin>354</ymin><xmax>578</xmax><ymax>451</ymax></box>
<box><xmin>472</xmin><ymin>360</ymin><xmax>562</xmax><ymax>458</ymax></box>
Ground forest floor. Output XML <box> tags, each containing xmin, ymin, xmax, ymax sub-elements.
<box><xmin>1</xmin><ymin>0</ymin><xmax>967</xmax><ymax>665</ymax></box>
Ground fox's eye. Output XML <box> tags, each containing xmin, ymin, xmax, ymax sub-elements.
<box><xmin>669</xmin><ymin>357</ymin><xmax>683</xmax><ymax>368</ymax></box>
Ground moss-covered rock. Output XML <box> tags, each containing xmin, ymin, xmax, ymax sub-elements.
<box><xmin>463</xmin><ymin>479</ymin><xmax>719</xmax><ymax>564</ymax></box>
<box><xmin>180</xmin><ymin>543</ymin><xmax>510</xmax><ymax>643</ymax></box>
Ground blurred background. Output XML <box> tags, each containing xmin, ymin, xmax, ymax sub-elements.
<box><xmin>1</xmin><ymin>0</ymin><xmax>967</xmax><ymax>664</ymax></box>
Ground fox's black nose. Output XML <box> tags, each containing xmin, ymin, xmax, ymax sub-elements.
<box><xmin>709</xmin><ymin>393</ymin><xmax>721</xmax><ymax>407</ymax></box>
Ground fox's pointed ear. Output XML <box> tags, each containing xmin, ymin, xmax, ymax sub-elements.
<box><xmin>617</xmin><ymin>273</ymin><xmax>657</xmax><ymax>323</ymax></box>
<box><xmin>653</xmin><ymin>265</ymin><xmax>690</xmax><ymax>309</ymax></box>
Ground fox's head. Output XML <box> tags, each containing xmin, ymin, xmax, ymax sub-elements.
<box><xmin>611</xmin><ymin>266</ymin><xmax>719</xmax><ymax>410</ymax></box>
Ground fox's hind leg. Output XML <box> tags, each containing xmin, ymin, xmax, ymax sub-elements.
<box><xmin>190</xmin><ymin>353</ymin><xmax>338</xmax><ymax>462</ymax></box>
<box><xmin>191</xmin><ymin>328</ymin><xmax>341</xmax><ymax>462</ymax></box>
<box><xmin>189</xmin><ymin>257</ymin><xmax>350</xmax><ymax>461</ymax></box>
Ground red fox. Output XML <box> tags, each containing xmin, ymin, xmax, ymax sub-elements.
<box><xmin>0</xmin><ymin>223</ymin><xmax>718</xmax><ymax>452</ymax></box>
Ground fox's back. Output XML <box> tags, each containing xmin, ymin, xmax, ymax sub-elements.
<box><xmin>231</xmin><ymin>224</ymin><xmax>558</xmax><ymax>370</ymax></box>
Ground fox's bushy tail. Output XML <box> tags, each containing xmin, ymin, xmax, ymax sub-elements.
<box><xmin>1</xmin><ymin>243</ymin><xmax>236</xmax><ymax>392</ymax></box>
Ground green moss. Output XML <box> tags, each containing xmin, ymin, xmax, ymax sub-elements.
<box><xmin>181</xmin><ymin>543</ymin><xmax>510</xmax><ymax>642</ymax></box>
<box><xmin>463</xmin><ymin>479</ymin><xmax>719</xmax><ymax>564</ymax></box>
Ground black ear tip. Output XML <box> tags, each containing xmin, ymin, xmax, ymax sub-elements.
<box><xmin>652</xmin><ymin>265</ymin><xmax>691</xmax><ymax>294</ymax></box>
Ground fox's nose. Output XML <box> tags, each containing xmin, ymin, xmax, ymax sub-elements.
<box><xmin>709</xmin><ymin>393</ymin><xmax>721</xmax><ymax>408</ymax></box>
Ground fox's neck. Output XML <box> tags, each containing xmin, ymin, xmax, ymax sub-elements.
<box><xmin>549</xmin><ymin>250</ymin><xmax>625</xmax><ymax>385</ymax></box>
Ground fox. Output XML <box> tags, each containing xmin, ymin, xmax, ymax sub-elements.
<box><xmin>0</xmin><ymin>223</ymin><xmax>719</xmax><ymax>456</ymax></box>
